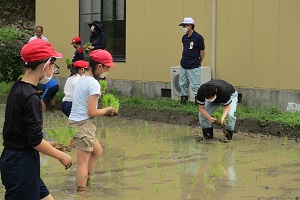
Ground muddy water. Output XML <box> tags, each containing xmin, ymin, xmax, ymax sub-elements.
<box><xmin>0</xmin><ymin>110</ymin><xmax>300</xmax><ymax>200</ymax></box>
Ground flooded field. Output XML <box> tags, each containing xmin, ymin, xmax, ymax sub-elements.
<box><xmin>0</xmin><ymin>110</ymin><xmax>300</xmax><ymax>200</ymax></box>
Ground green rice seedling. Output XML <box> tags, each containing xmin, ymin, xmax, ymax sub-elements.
<box><xmin>139</xmin><ymin>175</ymin><xmax>144</xmax><ymax>184</ymax></box>
<box><xmin>99</xmin><ymin>157</ymin><xmax>104</xmax><ymax>165</ymax></box>
<box><xmin>191</xmin><ymin>176</ymin><xmax>197</xmax><ymax>187</ymax></box>
<box><xmin>65</xmin><ymin>58</ymin><xmax>71</xmax><ymax>66</ymax></box>
<box><xmin>84</xmin><ymin>42</ymin><xmax>92</xmax><ymax>52</ymax></box>
<box><xmin>261</xmin><ymin>168</ymin><xmax>266</xmax><ymax>177</ymax></box>
<box><xmin>101</xmin><ymin>93</ymin><xmax>120</xmax><ymax>113</ymax></box>
<box><xmin>100</xmin><ymin>80</ymin><xmax>107</xmax><ymax>94</ymax></box>
<box><xmin>129</xmin><ymin>191</ymin><xmax>135</xmax><ymax>198</ymax></box>
<box><xmin>252</xmin><ymin>161</ymin><xmax>256</xmax><ymax>171</ymax></box>
<box><xmin>107</xmin><ymin>164</ymin><xmax>112</xmax><ymax>179</ymax></box>
<box><xmin>46</xmin><ymin>126</ymin><xmax>77</xmax><ymax>151</ymax></box>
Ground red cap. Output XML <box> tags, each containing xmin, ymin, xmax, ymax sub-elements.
<box><xmin>21</xmin><ymin>40</ymin><xmax>62</xmax><ymax>63</ymax></box>
<box><xmin>90</xmin><ymin>49</ymin><xmax>115</xmax><ymax>68</ymax></box>
<box><xmin>71</xmin><ymin>36</ymin><xmax>81</xmax><ymax>44</ymax></box>
<box><xmin>73</xmin><ymin>60</ymin><xmax>89</xmax><ymax>68</ymax></box>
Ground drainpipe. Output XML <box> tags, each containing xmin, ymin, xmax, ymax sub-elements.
<box><xmin>211</xmin><ymin>0</ymin><xmax>216</xmax><ymax>79</ymax></box>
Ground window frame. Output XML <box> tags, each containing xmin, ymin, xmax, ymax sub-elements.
<box><xmin>79</xmin><ymin>0</ymin><xmax>126</xmax><ymax>62</ymax></box>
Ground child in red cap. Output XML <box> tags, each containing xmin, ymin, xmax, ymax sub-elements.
<box><xmin>62</xmin><ymin>60</ymin><xmax>89</xmax><ymax>117</ymax></box>
<box><xmin>68</xmin><ymin>49</ymin><xmax>115</xmax><ymax>192</ymax></box>
<box><xmin>70</xmin><ymin>36</ymin><xmax>84</xmax><ymax>75</ymax></box>
<box><xmin>0</xmin><ymin>39</ymin><xmax>72</xmax><ymax>200</ymax></box>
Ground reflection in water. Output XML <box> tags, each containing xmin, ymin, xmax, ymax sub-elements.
<box><xmin>226</xmin><ymin>150</ymin><xmax>236</xmax><ymax>187</ymax></box>
<box><xmin>0</xmin><ymin>115</ymin><xmax>300</xmax><ymax>200</ymax></box>
<box><xmin>177</xmin><ymin>141</ymin><xmax>237</xmax><ymax>200</ymax></box>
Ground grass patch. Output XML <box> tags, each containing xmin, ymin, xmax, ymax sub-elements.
<box><xmin>0</xmin><ymin>82</ymin><xmax>14</xmax><ymax>94</ymax></box>
<box><xmin>118</xmin><ymin>96</ymin><xmax>197</xmax><ymax>114</ymax></box>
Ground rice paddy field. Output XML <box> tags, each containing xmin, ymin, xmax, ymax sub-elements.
<box><xmin>0</xmin><ymin>109</ymin><xmax>300</xmax><ymax>200</ymax></box>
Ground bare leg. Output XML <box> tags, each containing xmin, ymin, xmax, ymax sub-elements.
<box><xmin>76</xmin><ymin>150</ymin><xmax>91</xmax><ymax>192</ymax></box>
<box><xmin>41</xmin><ymin>194</ymin><xmax>54</xmax><ymax>200</ymax></box>
<box><xmin>50</xmin><ymin>98</ymin><xmax>56</xmax><ymax>106</ymax></box>
<box><xmin>41</xmin><ymin>100</ymin><xmax>46</xmax><ymax>112</ymax></box>
<box><xmin>87</xmin><ymin>139</ymin><xmax>103</xmax><ymax>181</ymax></box>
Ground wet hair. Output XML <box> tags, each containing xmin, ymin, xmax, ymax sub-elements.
<box><xmin>203</xmin><ymin>84</ymin><xmax>217</xmax><ymax>99</ymax></box>
<box><xmin>24</xmin><ymin>58</ymin><xmax>49</xmax><ymax>70</ymax></box>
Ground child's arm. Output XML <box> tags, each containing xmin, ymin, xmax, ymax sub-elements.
<box><xmin>87</xmin><ymin>94</ymin><xmax>115</xmax><ymax>117</ymax></box>
<box><xmin>34</xmin><ymin>139</ymin><xmax>72</xmax><ymax>170</ymax></box>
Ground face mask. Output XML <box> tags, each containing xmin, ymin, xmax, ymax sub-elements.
<box><xmin>91</xmin><ymin>25</ymin><xmax>95</xmax><ymax>32</ymax></box>
<box><xmin>73</xmin><ymin>45</ymin><xmax>77</xmax><ymax>49</ymax></box>
<box><xmin>205</xmin><ymin>95</ymin><xmax>217</xmax><ymax>102</ymax></box>
<box><xmin>182</xmin><ymin>27</ymin><xmax>188</xmax><ymax>33</ymax></box>
<box><xmin>39</xmin><ymin>74</ymin><xmax>52</xmax><ymax>84</ymax></box>
<box><xmin>100</xmin><ymin>71</ymin><xmax>108</xmax><ymax>78</ymax></box>
<box><xmin>39</xmin><ymin>58</ymin><xmax>53</xmax><ymax>84</ymax></box>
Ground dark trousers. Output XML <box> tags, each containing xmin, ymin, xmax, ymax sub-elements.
<box><xmin>0</xmin><ymin>148</ymin><xmax>49</xmax><ymax>200</ymax></box>
<box><xmin>62</xmin><ymin>101</ymin><xmax>72</xmax><ymax>117</ymax></box>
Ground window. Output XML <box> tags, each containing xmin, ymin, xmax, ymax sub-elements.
<box><xmin>80</xmin><ymin>0</ymin><xmax>126</xmax><ymax>61</ymax></box>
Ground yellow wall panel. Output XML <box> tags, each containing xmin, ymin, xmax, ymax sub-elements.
<box><xmin>35</xmin><ymin>0</ymin><xmax>300</xmax><ymax>92</ymax></box>
<box><xmin>161</xmin><ymin>0</ymin><xmax>184</xmax><ymax>82</ymax></box>
<box><xmin>183</xmin><ymin>0</ymin><xmax>210</xmax><ymax>67</ymax></box>
<box><xmin>36</xmin><ymin>0</ymin><xmax>79</xmax><ymax>77</ymax></box>
<box><xmin>253</xmin><ymin>0</ymin><xmax>279</xmax><ymax>89</ymax></box>
<box><xmin>279</xmin><ymin>0</ymin><xmax>300</xmax><ymax>90</ymax></box>
<box><xmin>216</xmin><ymin>0</ymin><xmax>229</xmax><ymax>80</ymax></box>
<box><xmin>143</xmin><ymin>0</ymin><xmax>164</xmax><ymax>81</ymax></box>
<box><xmin>227</xmin><ymin>0</ymin><xmax>253</xmax><ymax>87</ymax></box>
<box><xmin>120</xmin><ymin>0</ymin><xmax>145</xmax><ymax>81</ymax></box>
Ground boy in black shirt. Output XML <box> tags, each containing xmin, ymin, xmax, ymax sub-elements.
<box><xmin>0</xmin><ymin>39</ymin><xmax>72</xmax><ymax>200</ymax></box>
<box><xmin>196</xmin><ymin>79</ymin><xmax>238</xmax><ymax>142</ymax></box>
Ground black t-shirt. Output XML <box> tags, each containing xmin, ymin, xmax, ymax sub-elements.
<box><xmin>196</xmin><ymin>80</ymin><xmax>235</xmax><ymax>106</ymax></box>
<box><xmin>2</xmin><ymin>81</ymin><xmax>43</xmax><ymax>149</ymax></box>
<box><xmin>180</xmin><ymin>30</ymin><xmax>205</xmax><ymax>69</ymax></box>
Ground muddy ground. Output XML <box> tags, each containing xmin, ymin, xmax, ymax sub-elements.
<box><xmin>42</xmin><ymin>99</ymin><xmax>300</xmax><ymax>140</ymax></box>
<box><xmin>0</xmin><ymin>92</ymin><xmax>299</xmax><ymax>139</ymax></box>
<box><xmin>1</xmin><ymin>102</ymin><xmax>300</xmax><ymax>199</ymax></box>
<box><xmin>118</xmin><ymin>106</ymin><xmax>300</xmax><ymax>140</ymax></box>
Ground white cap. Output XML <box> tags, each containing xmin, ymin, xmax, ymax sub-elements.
<box><xmin>179</xmin><ymin>17</ymin><xmax>195</xmax><ymax>26</ymax></box>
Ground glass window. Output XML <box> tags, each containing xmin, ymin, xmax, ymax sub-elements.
<box><xmin>79</xmin><ymin>0</ymin><xmax>126</xmax><ymax>61</ymax></box>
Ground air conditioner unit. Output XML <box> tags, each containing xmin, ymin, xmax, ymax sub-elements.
<box><xmin>170</xmin><ymin>66</ymin><xmax>211</xmax><ymax>102</ymax></box>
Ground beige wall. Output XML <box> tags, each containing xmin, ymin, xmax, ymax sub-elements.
<box><xmin>119</xmin><ymin>0</ymin><xmax>211</xmax><ymax>82</ymax></box>
<box><xmin>217</xmin><ymin>0</ymin><xmax>300</xmax><ymax>90</ymax></box>
<box><xmin>36</xmin><ymin>0</ymin><xmax>80</xmax><ymax>77</ymax></box>
<box><xmin>37</xmin><ymin>0</ymin><xmax>300</xmax><ymax>91</ymax></box>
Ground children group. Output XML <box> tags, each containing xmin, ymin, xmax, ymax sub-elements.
<box><xmin>0</xmin><ymin>17</ymin><xmax>239</xmax><ymax>199</ymax></box>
